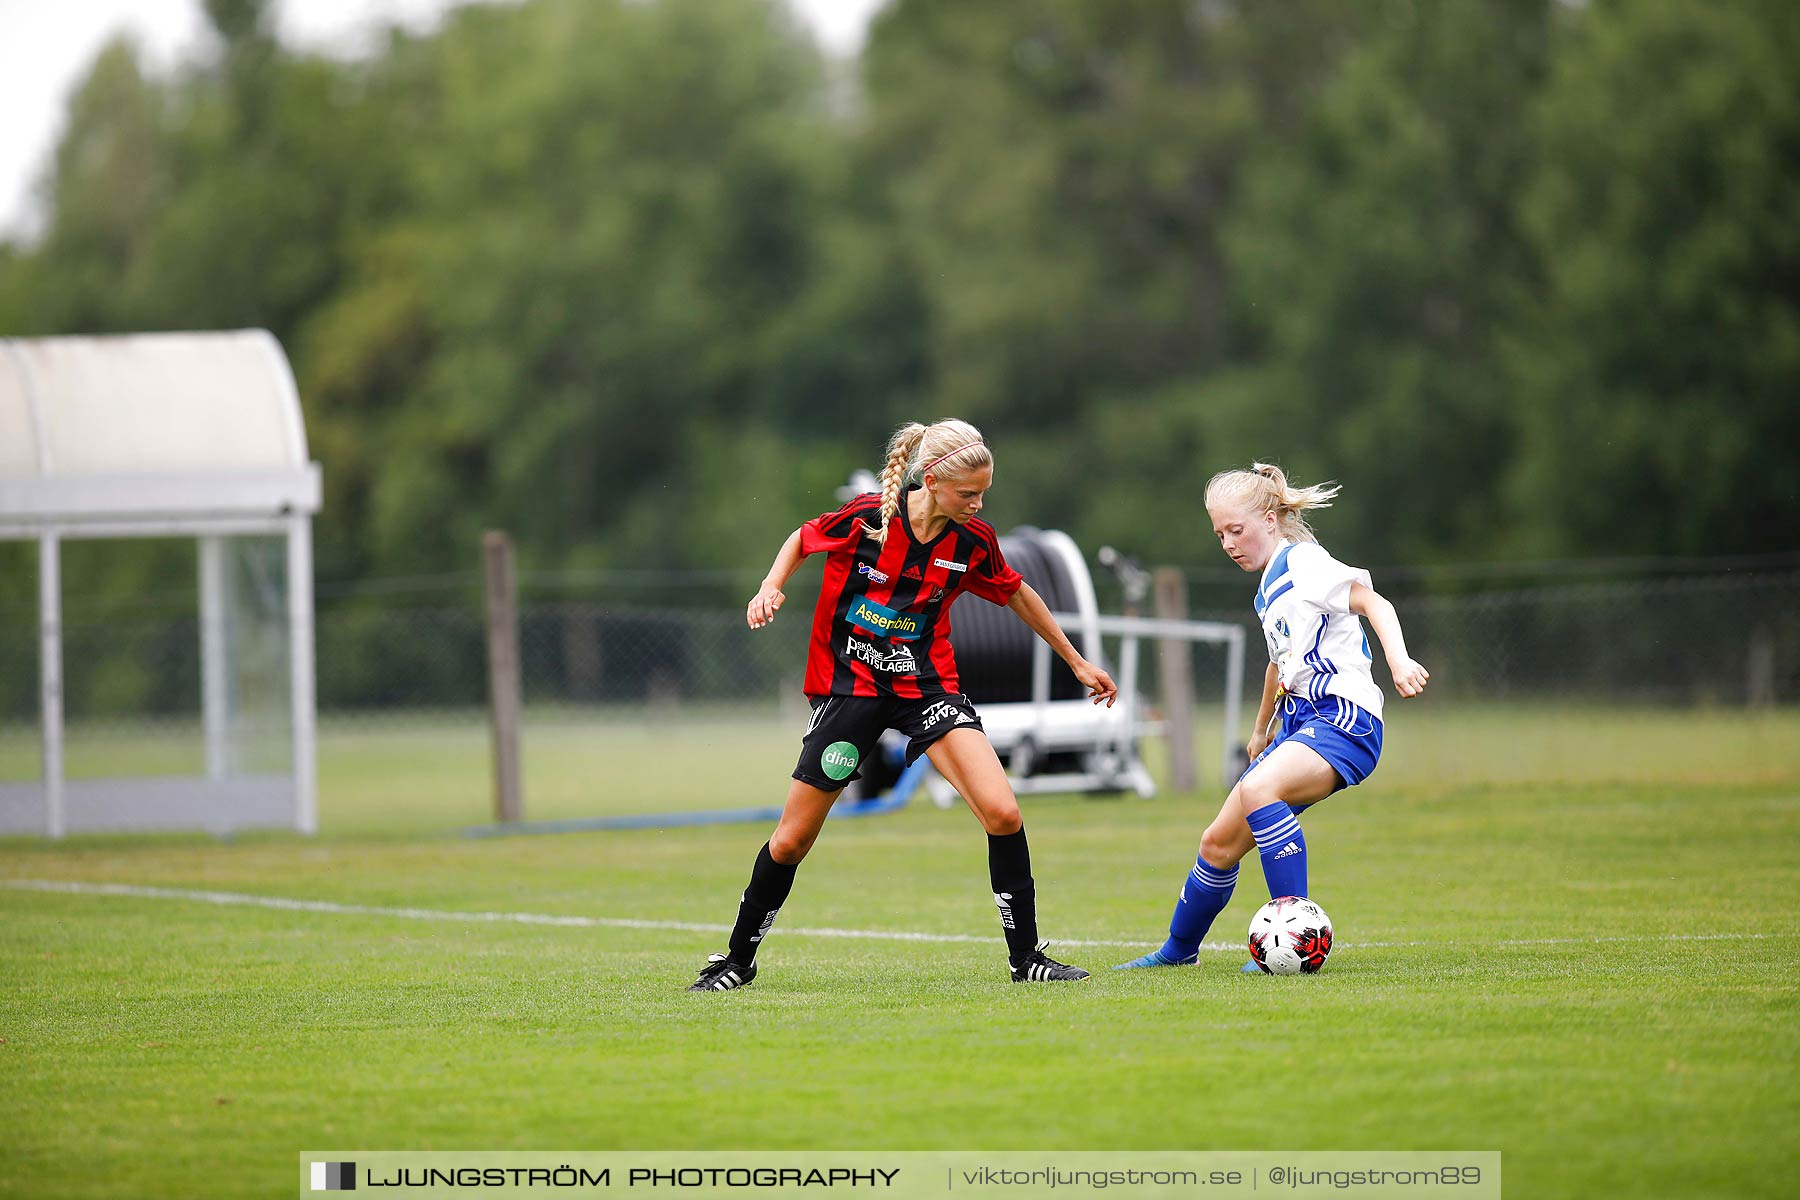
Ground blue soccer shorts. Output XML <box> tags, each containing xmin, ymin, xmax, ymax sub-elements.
<box><xmin>1242</xmin><ymin>692</ymin><xmax>1383</xmax><ymax>793</ymax></box>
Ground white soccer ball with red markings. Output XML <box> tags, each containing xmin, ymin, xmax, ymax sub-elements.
<box><xmin>1248</xmin><ymin>896</ymin><xmax>1334</xmax><ymax>975</ymax></box>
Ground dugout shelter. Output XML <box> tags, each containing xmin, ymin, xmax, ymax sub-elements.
<box><xmin>0</xmin><ymin>330</ymin><xmax>321</xmax><ymax>837</ymax></box>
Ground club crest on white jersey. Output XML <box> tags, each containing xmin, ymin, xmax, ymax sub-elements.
<box><xmin>1254</xmin><ymin>540</ymin><xmax>1384</xmax><ymax>720</ymax></box>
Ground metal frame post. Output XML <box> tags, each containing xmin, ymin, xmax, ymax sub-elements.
<box><xmin>39</xmin><ymin>533</ymin><xmax>64</xmax><ymax>839</ymax></box>
<box><xmin>1029</xmin><ymin>636</ymin><xmax>1051</xmax><ymax>764</ymax></box>
<box><xmin>1222</xmin><ymin>625</ymin><xmax>1246</xmax><ymax>785</ymax></box>
<box><xmin>287</xmin><ymin>516</ymin><xmax>317</xmax><ymax>835</ymax></box>
<box><xmin>199</xmin><ymin>534</ymin><xmax>229</xmax><ymax>780</ymax></box>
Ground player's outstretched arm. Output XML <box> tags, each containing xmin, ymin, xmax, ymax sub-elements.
<box><xmin>747</xmin><ymin>528</ymin><xmax>807</xmax><ymax>630</ymax></box>
<box><xmin>1349</xmin><ymin>581</ymin><xmax>1429</xmax><ymax>697</ymax></box>
<box><xmin>1005</xmin><ymin>582</ymin><xmax>1118</xmax><ymax>707</ymax></box>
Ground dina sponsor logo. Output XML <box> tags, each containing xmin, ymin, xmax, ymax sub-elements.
<box><xmin>821</xmin><ymin>741</ymin><xmax>860</xmax><ymax>781</ymax></box>
<box><xmin>845</xmin><ymin>636</ymin><xmax>918</xmax><ymax>674</ymax></box>
<box><xmin>848</xmin><ymin>597</ymin><xmax>922</xmax><ymax>641</ymax></box>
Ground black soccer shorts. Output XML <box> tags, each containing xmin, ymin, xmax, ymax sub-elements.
<box><xmin>793</xmin><ymin>693</ymin><xmax>986</xmax><ymax>791</ymax></box>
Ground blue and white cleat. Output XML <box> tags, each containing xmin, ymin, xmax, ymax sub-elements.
<box><xmin>1113</xmin><ymin>948</ymin><xmax>1199</xmax><ymax>970</ymax></box>
<box><xmin>1240</xmin><ymin>959</ymin><xmax>1263</xmax><ymax>974</ymax></box>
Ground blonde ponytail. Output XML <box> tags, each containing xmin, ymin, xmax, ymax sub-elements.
<box><xmin>1204</xmin><ymin>461</ymin><xmax>1341</xmax><ymax>543</ymax></box>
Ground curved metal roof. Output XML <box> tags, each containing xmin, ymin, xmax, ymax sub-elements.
<box><xmin>0</xmin><ymin>329</ymin><xmax>320</xmax><ymax>532</ymax></box>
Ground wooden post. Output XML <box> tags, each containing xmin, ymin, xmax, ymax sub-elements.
<box><xmin>483</xmin><ymin>532</ymin><xmax>524</xmax><ymax>824</ymax></box>
<box><xmin>1153</xmin><ymin>567</ymin><xmax>1197</xmax><ymax>793</ymax></box>
<box><xmin>1748</xmin><ymin>626</ymin><xmax>1775</xmax><ymax>708</ymax></box>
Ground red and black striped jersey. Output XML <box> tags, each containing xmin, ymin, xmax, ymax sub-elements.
<box><xmin>797</xmin><ymin>490</ymin><xmax>1024</xmax><ymax>698</ymax></box>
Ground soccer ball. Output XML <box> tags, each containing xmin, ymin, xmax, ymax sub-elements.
<box><xmin>1248</xmin><ymin>896</ymin><xmax>1333</xmax><ymax>975</ymax></box>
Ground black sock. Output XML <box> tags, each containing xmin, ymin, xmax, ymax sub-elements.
<box><xmin>988</xmin><ymin>827</ymin><xmax>1039</xmax><ymax>965</ymax></box>
<box><xmin>727</xmin><ymin>842</ymin><xmax>798</xmax><ymax>965</ymax></box>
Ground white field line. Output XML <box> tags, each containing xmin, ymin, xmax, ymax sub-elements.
<box><xmin>2</xmin><ymin>878</ymin><xmax>1787</xmax><ymax>953</ymax></box>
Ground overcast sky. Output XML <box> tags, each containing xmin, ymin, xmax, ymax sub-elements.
<box><xmin>0</xmin><ymin>0</ymin><xmax>886</xmax><ymax>241</ymax></box>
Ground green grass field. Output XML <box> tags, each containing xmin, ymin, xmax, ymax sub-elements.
<box><xmin>3</xmin><ymin>705</ymin><xmax>1798</xmax><ymax>1198</ymax></box>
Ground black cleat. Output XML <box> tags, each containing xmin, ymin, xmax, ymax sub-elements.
<box><xmin>1009</xmin><ymin>942</ymin><xmax>1091</xmax><ymax>983</ymax></box>
<box><xmin>687</xmin><ymin>952</ymin><xmax>757</xmax><ymax>992</ymax></box>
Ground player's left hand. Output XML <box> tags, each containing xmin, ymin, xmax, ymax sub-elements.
<box><xmin>1074</xmin><ymin>660</ymin><xmax>1119</xmax><ymax>708</ymax></box>
<box><xmin>1389</xmin><ymin>656</ymin><xmax>1430</xmax><ymax>697</ymax></box>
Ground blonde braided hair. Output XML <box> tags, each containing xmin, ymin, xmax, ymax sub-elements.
<box><xmin>867</xmin><ymin>418</ymin><xmax>991</xmax><ymax>544</ymax></box>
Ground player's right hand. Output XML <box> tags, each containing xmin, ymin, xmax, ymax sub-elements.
<box><xmin>746</xmin><ymin>584</ymin><xmax>785</xmax><ymax>630</ymax></box>
<box><xmin>1246</xmin><ymin>710</ymin><xmax>1277</xmax><ymax>760</ymax></box>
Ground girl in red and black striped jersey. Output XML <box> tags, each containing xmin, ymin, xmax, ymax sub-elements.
<box><xmin>688</xmin><ymin>418</ymin><xmax>1118</xmax><ymax>991</ymax></box>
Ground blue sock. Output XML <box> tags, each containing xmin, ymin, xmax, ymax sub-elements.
<box><xmin>1248</xmin><ymin>800</ymin><xmax>1308</xmax><ymax>899</ymax></box>
<box><xmin>1160</xmin><ymin>858</ymin><xmax>1238</xmax><ymax>960</ymax></box>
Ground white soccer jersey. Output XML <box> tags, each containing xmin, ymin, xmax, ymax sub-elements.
<box><xmin>1255</xmin><ymin>539</ymin><xmax>1384</xmax><ymax>721</ymax></box>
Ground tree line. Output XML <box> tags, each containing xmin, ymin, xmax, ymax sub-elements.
<box><xmin>2</xmin><ymin>0</ymin><xmax>1795</xmax><ymax>602</ymax></box>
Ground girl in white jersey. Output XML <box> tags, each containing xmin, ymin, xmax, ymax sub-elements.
<box><xmin>1117</xmin><ymin>463</ymin><xmax>1428</xmax><ymax>971</ymax></box>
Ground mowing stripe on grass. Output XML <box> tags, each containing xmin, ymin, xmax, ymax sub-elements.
<box><xmin>3</xmin><ymin>878</ymin><xmax>1788</xmax><ymax>953</ymax></box>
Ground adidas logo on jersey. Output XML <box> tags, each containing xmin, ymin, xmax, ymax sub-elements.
<box><xmin>1272</xmin><ymin>841</ymin><xmax>1302</xmax><ymax>860</ymax></box>
<box><xmin>901</xmin><ymin>565</ymin><xmax>924</xmax><ymax>580</ymax></box>
<box><xmin>1303</xmin><ymin>728</ymin><xmax>1317</xmax><ymax>737</ymax></box>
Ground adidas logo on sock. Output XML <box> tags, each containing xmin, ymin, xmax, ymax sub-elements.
<box><xmin>993</xmin><ymin>891</ymin><xmax>1016</xmax><ymax>930</ymax></box>
<box><xmin>1272</xmin><ymin>841</ymin><xmax>1302</xmax><ymax>860</ymax></box>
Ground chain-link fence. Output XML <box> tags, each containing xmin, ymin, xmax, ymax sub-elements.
<box><xmin>3</xmin><ymin>565</ymin><xmax>1796</xmax><ymax>724</ymax></box>
<box><xmin>1215</xmin><ymin>568</ymin><xmax>1800</xmax><ymax>709</ymax></box>
<box><xmin>313</xmin><ymin>597</ymin><xmax>810</xmax><ymax>713</ymax></box>
<box><xmin>1393</xmin><ymin>571</ymin><xmax>1797</xmax><ymax>706</ymax></box>
<box><xmin>7</xmin><ymin>561</ymin><xmax>1792</xmax><ymax>827</ymax></box>
<box><xmin>3</xmin><ymin>562</ymin><xmax>1796</xmax><ymax>811</ymax></box>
